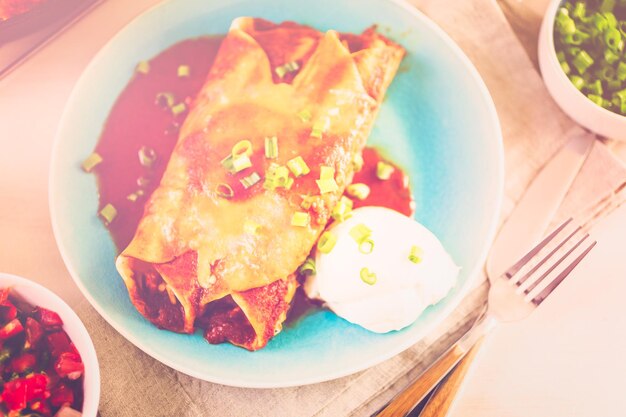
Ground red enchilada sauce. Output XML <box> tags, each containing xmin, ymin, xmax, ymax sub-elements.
<box><xmin>90</xmin><ymin>36</ymin><xmax>413</xmax><ymax>343</ymax></box>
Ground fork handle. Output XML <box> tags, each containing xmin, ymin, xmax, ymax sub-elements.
<box><xmin>376</xmin><ymin>342</ymin><xmax>469</xmax><ymax>417</ymax></box>
<box><xmin>376</xmin><ymin>316</ymin><xmax>496</xmax><ymax>417</ymax></box>
<box><xmin>420</xmin><ymin>337</ymin><xmax>485</xmax><ymax>417</ymax></box>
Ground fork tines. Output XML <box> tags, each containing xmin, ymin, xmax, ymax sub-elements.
<box><xmin>501</xmin><ymin>218</ymin><xmax>597</xmax><ymax>306</ymax></box>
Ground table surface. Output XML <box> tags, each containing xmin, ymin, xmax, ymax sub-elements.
<box><xmin>1</xmin><ymin>0</ymin><xmax>625</xmax><ymax>416</ymax></box>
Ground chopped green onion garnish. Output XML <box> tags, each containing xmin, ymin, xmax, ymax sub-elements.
<box><xmin>171</xmin><ymin>102</ymin><xmax>187</xmax><ymax>116</ymax></box>
<box><xmin>360</xmin><ymin>267</ymin><xmax>377</xmax><ymax>285</ymax></box>
<box><xmin>232</xmin><ymin>155</ymin><xmax>252</xmax><ymax>173</ymax></box>
<box><xmin>222</xmin><ymin>154</ymin><xmax>252</xmax><ymax>174</ymax></box>
<box><xmin>572</xmin><ymin>50</ymin><xmax>595</xmax><ymax>74</ymax></box>
<box><xmin>81</xmin><ymin>153</ymin><xmax>103</xmax><ymax>172</ymax></box>
<box><xmin>177</xmin><ymin>65</ymin><xmax>190</xmax><ymax>77</ymax></box>
<box><xmin>291</xmin><ymin>211</ymin><xmax>310</xmax><ymax>227</ymax></box>
<box><xmin>298</xmin><ymin>258</ymin><xmax>316</xmax><ymax>275</ymax></box>
<box><xmin>138</xmin><ymin>146</ymin><xmax>157</xmax><ymax>168</ymax></box>
<box><xmin>358</xmin><ymin>238</ymin><xmax>374</xmax><ymax>254</ymax></box>
<box><xmin>556</xmin><ymin>8</ymin><xmax>576</xmax><ymax>35</ymax></box>
<box><xmin>136</xmin><ymin>61</ymin><xmax>150</xmax><ymax>74</ymax></box>
<box><xmin>137</xmin><ymin>176</ymin><xmax>151</xmax><ymax>188</ymax></box>
<box><xmin>588</xmin><ymin>93</ymin><xmax>605</xmax><ymax>106</ymax></box>
<box><xmin>240</xmin><ymin>172</ymin><xmax>261</xmax><ymax>189</ymax></box>
<box><xmin>297</xmin><ymin>109</ymin><xmax>312</xmax><ymax>122</ymax></box>
<box><xmin>232</xmin><ymin>140</ymin><xmax>253</xmax><ymax>158</ymax></box>
<box><xmin>310</xmin><ymin>120</ymin><xmax>325</xmax><ymax>139</ymax></box>
<box><xmin>569</xmin><ymin>75</ymin><xmax>585</xmax><ymax>90</ymax></box>
<box><xmin>216</xmin><ymin>183</ymin><xmax>234</xmax><ymax>198</ymax></box>
<box><xmin>156</xmin><ymin>92</ymin><xmax>175</xmax><ymax>108</ymax></box>
<box><xmin>264</xmin><ymin>164</ymin><xmax>291</xmax><ymax>190</ymax></box>
<box><xmin>346</xmin><ymin>183</ymin><xmax>370</xmax><ymax>200</ymax></box>
<box><xmin>301</xmin><ymin>195</ymin><xmax>315</xmax><ymax>210</ymax></box>
<box><xmin>275</xmin><ymin>61</ymin><xmax>300</xmax><ymax>78</ymax></box>
<box><xmin>350</xmin><ymin>223</ymin><xmax>372</xmax><ymax>244</ymax></box>
<box><xmin>127</xmin><ymin>191</ymin><xmax>142</xmax><ymax>202</ymax></box>
<box><xmin>99</xmin><ymin>204</ymin><xmax>117</xmax><ymax>226</ymax></box>
<box><xmin>316</xmin><ymin>179</ymin><xmax>338</xmax><ymax>194</ymax></box>
<box><xmin>317</xmin><ymin>231</ymin><xmax>338</xmax><ymax>254</ymax></box>
<box><xmin>409</xmin><ymin>245</ymin><xmax>424</xmax><ymax>264</ymax></box>
<box><xmin>320</xmin><ymin>166</ymin><xmax>335</xmax><ymax>180</ymax></box>
<box><xmin>264</xmin><ymin>136</ymin><xmax>278</xmax><ymax>159</ymax></box>
<box><xmin>244</xmin><ymin>220</ymin><xmax>261</xmax><ymax>235</ymax></box>
<box><xmin>332</xmin><ymin>196</ymin><xmax>353</xmax><ymax>222</ymax></box>
<box><xmin>287</xmin><ymin>156</ymin><xmax>310</xmax><ymax>177</ymax></box>
<box><xmin>561</xmin><ymin>61</ymin><xmax>571</xmax><ymax>74</ymax></box>
<box><xmin>376</xmin><ymin>161</ymin><xmax>394</xmax><ymax>180</ymax></box>
<box><xmin>617</xmin><ymin>61</ymin><xmax>626</xmax><ymax>81</ymax></box>
<box><xmin>352</xmin><ymin>153</ymin><xmax>364</xmax><ymax>172</ymax></box>
<box><xmin>588</xmin><ymin>79</ymin><xmax>604</xmax><ymax>95</ymax></box>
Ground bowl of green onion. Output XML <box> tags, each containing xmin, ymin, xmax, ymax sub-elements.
<box><xmin>539</xmin><ymin>0</ymin><xmax>626</xmax><ymax>140</ymax></box>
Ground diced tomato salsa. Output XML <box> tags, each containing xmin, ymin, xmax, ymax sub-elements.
<box><xmin>0</xmin><ymin>288</ymin><xmax>83</xmax><ymax>416</ymax></box>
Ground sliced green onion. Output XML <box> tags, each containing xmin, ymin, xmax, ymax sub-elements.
<box><xmin>301</xmin><ymin>195</ymin><xmax>315</xmax><ymax>210</ymax></box>
<box><xmin>350</xmin><ymin>223</ymin><xmax>372</xmax><ymax>244</ymax></box>
<box><xmin>376</xmin><ymin>161</ymin><xmax>395</xmax><ymax>180</ymax></box>
<box><xmin>617</xmin><ymin>62</ymin><xmax>626</xmax><ymax>81</ymax></box>
<box><xmin>572</xmin><ymin>1</ymin><xmax>586</xmax><ymax>19</ymax></box>
<box><xmin>81</xmin><ymin>153</ymin><xmax>103</xmax><ymax>172</ymax></box>
<box><xmin>588</xmin><ymin>79</ymin><xmax>604</xmax><ymax>95</ymax></box>
<box><xmin>171</xmin><ymin>102</ymin><xmax>187</xmax><ymax>116</ymax></box>
<box><xmin>244</xmin><ymin>220</ymin><xmax>261</xmax><ymax>235</ymax></box>
<box><xmin>264</xmin><ymin>136</ymin><xmax>278</xmax><ymax>159</ymax></box>
<box><xmin>317</xmin><ymin>231</ymin><xmax>338</xmax><ymax>254</ymax></box>
<box><xmin>287</xmin><ymin>156</ymin><xmax>310</xmax><ymax>177</ymax></box>
<box><xmin>136</xmin><ymin>61</ymin><xmax>150</xmax><ymax>74</ymax></box>
<box><xmin>275</xmin><ymin>61</ymin><xmax>300</xmax><ymax>78</ymax></box>
<box><xmin>137</xmin><ymin>176</ymin><xmax>151</xmax><ymax>188</ymax></box>
<box><xmin>332</xmin><ymin>196</ymin><xmax>353</xmax><ymax>222</ymax></box>
<box><xmin>604</xmin><ymin>49</ymin><xmax>620</xmax><ymax>64</ymax></box>
<box><xmin>264</xmin><ymin>164</ymin><xmax>291</xmax><ymax>190</ymax></box>
<box><xmin>588</xmin><ymin>93</ymin><xmax>605</xmax><ymax>106</ymax></box>
<box><xmin>311</xmin><ymin>118</ymin><xmax>329</xmax><ymax>139</ymax></box>
<box><xmin>177</xmin><ymin>65</ymin><xmax>190</xmax><ymax>77</ymax></box>
<box><xmin>297</xmin><ymin>109</ymin><xmax>312</xmax><ymax>122</ymax></box>
<box><xmin>605</xmin><ymin>27</ymin><xmax>623</xmax><ymax>50</ymax></box>
<box><xmin>240</xmin><ymin>172</ymin><xmax>261</xmax><ymax>189</ymax></box>
<box><xmin>564</xmin><ymin>30</ymin><xmax>590</xmax><ymax>45</ymax></box>
<box><xmin>138</xmin><ymin>146</ymin><xmax>157</xmax><ymax>167</ymax></box>
<box><xmin>600</xmin><ymin>0</ymin><xmax>616</xmax><ymax>13</ymax></box>
<box><xmin>346</xmin><ymin>183</ymin><xmax>370</xmax><ymax>200</ymax></box>
<box><xmin>570</xmin><ymin>75</ymin><xmax>585</xmax><ymax>90</ymax></box>
<box><xmin>284</xmin><ymin>176</ymin><xmax>295</xmax><ymax>190</ymax></box>
<box><xmin>561</xmin><ymin>61</ymin><xmax>571</xmax><ymax>74</ymax></box>
<box><xmin>352</xmin><ymin>153</ymin><xmax>364</xmax><ymax>172</ymax></box>
<box><xmin>556</xmin><ymin>8</ymin><xmax>576</xmax><ymax>35</ymax></box>
<box><xmin>360</xmin><ymin>267</ymin><xmax>377</xmax><ymax>285</ymax></box>
<box><xmin>222</xmin><ymin>154</ymin><xmax>252</xmax><ymax>174</ymax></box>
<box><xmin>126</xmin><ymin>191</ymin><xmax>143</xmax><ymax>202</ymax></box>
<box><xmin>232</xmin><ymin>140</ymin><xmax>253</xmax><ymax>158</ymax></box>
<box><xmin>573</xmin><ymin>50</ymin><xmax>594</xmax><ymax>74</ymax></box>
<box><xmin>316</xmin><ymin>179</ymin><xmax>338</xmax><ymax>194</ymax></box>
<box><xmin>216</xmin><ymin>183</ymin><xmax>234</xmax><ymax>198</ymax></box>
<box><xmin>320</xmin><ymin>166</ymin><xmax>335</xmax><ymax>180</ymax></box>
<box><xmin>298</xmin><ymin>258</ymin><xmax>316</xmax><ymax>275</ymax></box>
<box><xmin>358</xmin><ymin>238</ymin><xmax>374</xmax><ymax>254</ymax></box>
<box><xmin>409</xmin><ymin>245</ymin><xmax>424</xmax><ymax>264</ymax></box>
<box><xmin>99</xmin><ymin>204</ymin><xmax>117</xmax><ymax>226</ymax></box>
<box><xmin>291</xmin><ymin>211</ymin><xmax>310</xmax><ymax>227</ymax></box>
<box><xmin>156</xmin><ymin>92</ymin><xmax>175</xmax><ymax>108</ymax></box>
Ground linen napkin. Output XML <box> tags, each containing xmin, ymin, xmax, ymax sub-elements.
<box><xmin>74</xmin><ymin>0</ymin><xmax>626</xmax><ymax>416</ymax></box>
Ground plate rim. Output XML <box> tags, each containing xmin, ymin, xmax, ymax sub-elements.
<box><xmin>49</xmin><ymin>0</ymin><xmax>504</xmax><ymax>388</ymax></box>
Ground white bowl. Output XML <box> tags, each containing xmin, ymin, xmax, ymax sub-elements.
<box><xmin>538</xmin><ymin>0</ymin><xmax>626</xmax><ymax>141</ymax></box>
<box><xmin>0</xmin><ymin>272</ymin><xmax>100</xmax><ymax>416</ymax></box>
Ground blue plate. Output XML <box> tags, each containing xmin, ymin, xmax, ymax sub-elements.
<box><xmin>50</xmin><ymin>0</ymin><xmax>503</xmax><ymax>387</ymax></box>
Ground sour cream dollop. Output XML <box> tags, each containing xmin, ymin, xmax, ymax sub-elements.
<box><xmin>304</xmin><ymin>206</ymin><xmax>459</xmax><ymax>333</ymax></box>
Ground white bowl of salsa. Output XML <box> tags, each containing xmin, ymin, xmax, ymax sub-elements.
<box><xmin>0</xmin><ymin>272</ymin><xmax>100</xmax><ymax>416</ymax></box>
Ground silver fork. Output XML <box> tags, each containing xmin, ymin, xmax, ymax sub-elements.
<box><xmin>376</xmin><ymin>218</ymin><xmax>597</xmax><ymax>417</ymax></box>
